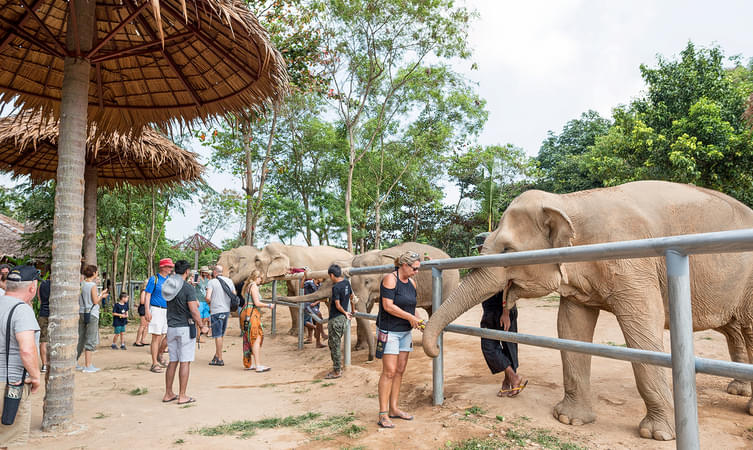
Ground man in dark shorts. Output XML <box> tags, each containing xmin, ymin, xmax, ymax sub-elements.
<box><xmin>325</xmin><ymin>265</ymin><xmax>352</xmax><ymax>379</ymax></box>
<box><xmin>38</xmin><ymin>278</ymin><xmax>50</xmax><ymax>373</ymax></box>
<box><xmin>162</xmin><ymin>260</ymin><xmax>209</xmax><ymax>405</ymax></box>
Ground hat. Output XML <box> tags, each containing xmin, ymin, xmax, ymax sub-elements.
<box><xmin>7</xmin><ymin>265</ymin><xmax>40</xmax><ymax>282</ymax></box>
<box><xmin>472</xmin><ymin>232</ymin><xmax>490</xmax><ymax>250</ymax></box>
<box><xmin>158</xmin><ymin>258</ymin><xmax>175</xmax><ymax>268</ymax></box>
<box><xmin>161</xmin><ymin>274</ymin><xmax>185</xmax><ymax>302</ymax></box>
<box><xmin>199</xmin><ymin>266</ymin><xmax>211</xmax><ymax>273</ymax></box>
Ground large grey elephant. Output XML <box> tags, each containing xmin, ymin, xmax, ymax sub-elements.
<box><xmin>255</xmin><ymin>243</ymin><xmax>353</xmax><ymax>335</ymax></box>
<box><xmin>281</xmin><ymin>242</ymin><xmax>459</xmax><ymax>360</ymax></box>
<box><xmin>217</xmin><ymin>246</ymin><xmax>261</xmax><ymax>290</ymax></box>
<box><xmin>423</xmin><ymin>181</ymin><xmax>753</xmax><ymax>441</ymax></box>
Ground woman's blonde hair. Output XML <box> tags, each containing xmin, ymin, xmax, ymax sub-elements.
<box><xmin>394</xmin><ymin>251</ymin><xmax>420</xmax><ymax>268</ymax></box>
<box><xmin>249</xmin><ymin>269</ymin><xmax>261</xmax><ymax>282</ymax></box>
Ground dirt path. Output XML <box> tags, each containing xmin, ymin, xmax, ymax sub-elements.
<box><xmin>22</xmin><ymin>297</ymin><xmax>753</xmax><ymax>449</ymax></box>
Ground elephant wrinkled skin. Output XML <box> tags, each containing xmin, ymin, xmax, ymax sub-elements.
<box><xmin>423</xmin><ymin>181</ymin><xmax>753</xmax><ymax>441</ymax></box>
<box><xmin>280</xmin><ymin>242</ymin><xmax>459</xmax><ymax>360</ymax></box>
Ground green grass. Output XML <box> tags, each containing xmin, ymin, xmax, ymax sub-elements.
<box><xmin>195</xmin><ymin>411</ymin><xmax>365</xmax><ymax>441</ymax></box>
<box><xmin>93</xmin><ymin>412</ymin><xmax>108</xmax><ymax>419</ymax></box>
<box><xmin>293</xmin><ymin>387</ymin><xmax>311</xmax><ymax>394</ymax></box>
<box><xmin>180</xmin><ymin>403</ymin><xmax>196</xmax><ymax>409</ymax></box>
<box><xmin>173</xmin><ymin>439</ymin><xmax>185</xmax><ymax>445</ymax></box>
<box><xmin>311</xmin><ymin>379</ymin><xmax>323</xmax><ymax>384</ymax></box>
<box><xmin>446</xmin><ymin>428</ymin><xmax>584</xmax><ymax>450</ymax></box>
<box><xmin>464</xmin><ymin>405</ymin><xmax>486</xmax><ymax>416</ymax></box>
<box><xmin>260</xmin><ymin>383</ymin><xmax>276</xmax><ymax>388</ymax></box>
<box><xmin>322</xmin><ymin>382</ymin><xmax>334</xmax><ymax>387</ymax></box>
<box><xmin>129</xmin><ymin>387</ymin><xmax>148</xmax><ymax>396</ymax></box>
<box><xmin>495</xmin><ymin>415</ymin><xmax>504</xmax><ymax>422</ymax></box>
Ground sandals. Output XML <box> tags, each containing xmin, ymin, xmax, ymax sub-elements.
<box><xmin>324</xmin><ymin>371</ymin><xmax>342</xmax><ymax>379</ymax></box>
<box><xmin>388</xmin><ymin>411</ymin><xmax>414</xmax><ymax>421</ymax></box>
<box><xmin>501</xmin><ymin>379</ymin><xmax>529</xmax><ymax>397</ymax></box>
<box><xmin>162</xmin><ymin>395</ymin><xmax>178</xmax><ymax>403</ymax></box>
<box><xmin>256</xmin><ymin>366</ymin><xmax>271</xmax><ymax>373</ymax></box>
<box><xmin>150</xmin><ymin>364</ymin><xmax>163</xmax><ymax>373</ymax></box>
<box><xmin>498</xmin><ymin>382</ymin><xmax>512</xmax><ymax>397</ymax></box>
<box><xmin>377</xmin><ymin>412</ymin><xmax>395</xmax><ymax>429</ymax></box>
<box><xmin>209</xmin><ymin>357</ymin><xmax>225</xmax><ymax>366</ymax></box>
<box><xmin>177</xmin><ymin>397</ymin><xmax>196</xmax><ymax>405</ymax></box>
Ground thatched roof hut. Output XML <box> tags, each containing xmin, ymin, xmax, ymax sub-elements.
<box><xmin>0</xmin><ymin>213</ymin><xmax>25</xmax><ymax>259</ymax></box>
<box><xmin>0</xmin><ymin>113</ymin><xmax>203</xmax><ymax>187</ymax></box>
<box><xmin>0</xmin><ymin>0</ymin><xmax>289</xmax><ymax>135</ymax></box>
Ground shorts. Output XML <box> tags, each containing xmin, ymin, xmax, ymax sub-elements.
<box><xmin>0</xmin><ymin>384</ymin><xmax>31</xmax><ymax>446</ymax></box>
<box><xmin>198</xmin><ymin>301</ymin><xmax>210</xmax><ymax>319</ymax></box>
<box><xmin>211</xmin><ymin>313</ymin><xmax>229</xmax><ymax>338</ymax></box>
<box><xmin>38</xmin><ymin>316</ymin><xmax>49</xmax><ymax>343</ymax></box>
<box><xmin>148</xmin><ymin>306</ymin><xmax>168</xmax><ymax>335</ymax></box>
<box><xmin>380</xmin><ymin>329</ymin><xmax>412</xmax><ymax>355</ymax></box>
<box><xmin>167</xmin><ymin>327</ymin><xmax>195</xmax><ymax>362</ymax></box>
<box><xmin>304</xmin><ymin>313</ymin><xmax>313</xmax><ymax>324</ymax></box>
<box><xmin>77</xmin><ymin>314</ymin><xmax>99</xmax><ymax>354</ymax></box>
<box><xmin>138</xmin><ymin>304</ymin><xmax>146</xmax><ymax>316</ymax></box>
<box><xmin>114</xmin><ymin>325</ymin><xmax>126</xmax><ymax>334</ymax></box>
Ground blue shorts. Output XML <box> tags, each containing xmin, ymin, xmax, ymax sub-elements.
<box><xmin>380</xmin><ymin>329</ymin><xmax>412</xmax><ymax>355</ymax></box>
<box><xmin>113</xmin><ymin>325</ymin><xmax>126</xmax><ymax>334</ymax></box>
<box><xmin>211</xmin><ymin>313</ymin><xmax>229</xmax><ymax>338</ymax></box>
<box><xmin>198</xmin><ymin>301</ymin><xmax>210</xmax><ymax>319</ymax></box>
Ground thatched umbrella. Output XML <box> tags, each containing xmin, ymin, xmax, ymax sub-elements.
<box><xmin>173</xmin><ymin>232</ymin><xmax>219</xmax><ymax>270</ymax></box>
<box><xmin>0</xmin><ymin>0</ymin><xmax>287</xmax><ymax>430</ymax></box>
<box><xmin>0</xmin><ymin>112</ymin><xmax>204</xmax><ymax>266</ymax></box>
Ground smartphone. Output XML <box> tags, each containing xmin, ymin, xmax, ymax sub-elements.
<box><xmin>193</xmin><ymin>272</ymin><xmax>199</xmax><ymax>282</ymax></box>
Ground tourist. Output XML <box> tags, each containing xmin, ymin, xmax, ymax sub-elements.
<box><xmin>303</xmin><ymin>277</ymin><xmax>326</xmax><ymax>348</ymax></box>
<box><xmin>0</xmin><ymin>263</ymin><xmax>10</xmax><ymax>295</ymax></box>
<box><xmin>38</xmin><ymin>278</ymin><xmax>51</xmax><ymax>373</ymax></box>
<box><xmin>77</xmin><ymin>264</ymin><xmax>109</xmax><ymax>373</ymax></box>
<box><xmin>240</xmin><ymin>269</ymin><xmax>274</xmax><ymax>372</ymax></box>
<box><xmin>376</xmin><ymin>251</ymin><xmax>422</xmax><ymax>428</ymax></box>
<box><xmin>324</xmin><ymin>264</ymin><xmax>352</xmax><ymax>380</ymax></box>
<box><xmin>162</xmin><ymin>260</ymin><xmax>209</xmax><ymax>405</ymax></box>
<box><xmin>111</xmin><ymin>292</ymin><xmax>129</xmax><ymax>350</ymax></box>
<box><xmin>0</xmin><ymin>265</ymin><xmax>41</xmax><ymax>446</ymax></box>
<box><xmin>205</xmin><ymin>264</ymin><xmax>235</xmax><ymax>366</ymax></box>
<box><xmin>193</xmin><ymin>266</ymin><xmax>211</xmax><ymax>343</ymax></box>
<box><xmin>133</xmin><ymin>280</ymin><xmax>149</xmax><ymax>347</ymax></box>
<box><xmin>144</xmin><ymin>258</ymin><xmax>174</xmax><ymax>373</ymax></box>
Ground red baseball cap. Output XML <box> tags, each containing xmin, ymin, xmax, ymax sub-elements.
<box><xmin>158</xmin><ymin>258</ymin><xmax>175</xmax><ymax>268</ymax></box>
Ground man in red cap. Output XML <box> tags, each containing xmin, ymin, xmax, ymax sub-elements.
<box><xmin>144</xmin><ymin>258</ymin><xmax>174</xmax><ymax>373</ymax></box>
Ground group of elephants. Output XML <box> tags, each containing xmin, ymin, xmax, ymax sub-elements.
<box><xmin>217</xmin><ymin>181</ymin><xmax>753</xmax><ymax>442</ymax></box>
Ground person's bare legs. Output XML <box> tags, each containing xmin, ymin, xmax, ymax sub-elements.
<box><xmin>163</xmin><ymin>361</ymin><xmax>178</xmax><ymax>401</ymax></box>
<box><xmin>214</xmin><ymin>336</ymin><xmax>224</xmax><ymax>361</ymax></box>
<box><xmin>378</xmin><ymin>354</ymin><xmax>398</xmax><ymax>427</ymax></box>
<box><xmin>389</xmin><ymin>351</ymin><xmax>411</xmax><ymax>417</ymax></box>
<box><xmin>84</xmin><ymin>350</ymin><xmax>93</xmax><ymax>367</ymax></box>
<box><xmin>40</xmin><ymin>342</ymin><xmax>48</xmax><ymax>368</ymax></box>
<box><xmin>251</xmin><ymin>337</ymin><xmax>262</xmax><ymax>367</ymax></box>
<box><xmin>178</xmin><ymin>362</ymin><xmax>191</xmax><ymax>402</ymax></box>
<box><xmin>150</xmin><ymin>334</ymin><xmax>164</xmax><ymax>366</ymax></box>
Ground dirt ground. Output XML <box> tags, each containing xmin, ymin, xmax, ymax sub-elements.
<box><xmin>21</xmin><ymin>297</ymin><xmax>753</xmax><ymax>449</ymax></box>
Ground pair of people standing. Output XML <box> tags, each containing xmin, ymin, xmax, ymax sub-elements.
<box><xmin>77</xmin><ymin>264</ymin><xmax>109</xmax><ymax>373</ymax></box>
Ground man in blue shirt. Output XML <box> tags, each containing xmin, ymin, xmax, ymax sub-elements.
<box><xmin>144</xmin><ymin>258</ymin><xmax>174</xmax><ymax>373</ymax></box>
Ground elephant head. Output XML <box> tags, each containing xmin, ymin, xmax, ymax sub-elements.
<box><xmin>423</xmin><ymin>190</ymin><xmax>574</xmax><ymax>357</ymax></box>
<box><xmin>255</xmin><ymin>242</ymin><xmax>292</xmax><ymax>282</ymax></box>
<box><xmin>217</xmin><ymin>246</ymin><xmax>261</xmax><ymax>285</ymax></box>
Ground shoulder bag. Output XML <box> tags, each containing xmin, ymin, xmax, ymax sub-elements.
<box><xmin>2</xmin><ymin>302</ymin><xmax>27</xmax><ymax>425</ymax></box>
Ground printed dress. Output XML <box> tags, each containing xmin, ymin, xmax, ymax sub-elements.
<box><xmin>240</xmin><ymin>303</ymin><xmax>263</xmax><ymax>368</ymax></box>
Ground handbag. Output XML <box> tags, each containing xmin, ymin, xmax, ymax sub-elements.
<box><xmin>2</xmin><ymin>302</ymin><xmax>26</xmax><ymax>426</ymax></box>
<box><xmin>375</xmin><ymin>329</ymin><xmax>389</xmax><ymax>359</ymax></box>
<box><xmin>216</xmin><ymin>277</ymin><xmax>243</xmax><ymax>312</ymax></box>
<box><xmin>83</xmin><ymin>308</ymin><xmax>91</xmax><ymax>325</ymax></box>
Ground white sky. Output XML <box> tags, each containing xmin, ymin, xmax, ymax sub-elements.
<box><xmin>4</xmin><ymin>1</ymin><xmax>753</xmax><ymax>247</ymax></box>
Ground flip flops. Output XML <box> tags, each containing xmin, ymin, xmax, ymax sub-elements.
<box><xmin>506</xmin><ymin>380</ymin><xmax>529</xmax><ymax>397</ymax></box>
<box><xmin>150</xmin><ymin>364</ymin><xmax>162</xmax><ymax>373</ymax></box>
<box><xmin>162</xmin><ymin>396</ymin><xmax>177</xmax><ymax>403</ymax></box>
<box><xmin>177</xmin><ymin>397</ymin><xmax>196</xmax><ymax>405</ymax></box>
<box><xmin>497</xmin><ymin>382</ymin><xmax>512</xmax><ymax>397</ymax></box>
<box><xmin>324</xmin><ymin>371</ymin><xmax>342</xmax><ymax>379</ymax></box>
<box><xmin>388</xmin><ymin>412</ymin><xmax>414</xmax><ymax>421</ymax></box>
<box><xmin>377</xmin><ymin>412</ymin><xmax>395</xmax><ymax>429</ymax></box>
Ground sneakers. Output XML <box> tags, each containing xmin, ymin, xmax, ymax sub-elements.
<box><xmin>76</xmin><ymin>364</ymin><xmax>84</xmax><ymax>371</ymax></box>
<box><xmin>40</xmin><ymin>364</ymin><xmax>47</xmax><ymax>373</ymax></box>
<box><xmin>120</xmin><ymin>345</ymin><xmax>126</xmax><ymax>350</ymax></box>
<box><xmin>111</xmin><ymin>344</ymin><xmax>118</xmax><ymax>350</ymax></box>
<box><xmin>82</xmin><ymin>365</ymin><xmax>100</xmax><ymax>373</ymax></box>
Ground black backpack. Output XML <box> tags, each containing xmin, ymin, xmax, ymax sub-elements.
<box><xmin>216</xmin><ymin>277</ymin><xmax>244</xmax><ymax>312</ymax></box>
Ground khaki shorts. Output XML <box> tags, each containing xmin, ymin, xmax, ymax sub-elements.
<box><xmin>0</xmin><ymin>384</ymin><xmax>32</xmax><ymax>446</ymax></box>
<box><xmin>167</xmin><ymin>327</ymin><xmax>195</xmax><ymax>362</ymax></box>
<box><xmin>148</xmin><ymin>307</ymin><xmax>168</xmax><ymax>335</ymax></box>
<box><xmin>38</xmin><ymin>316</ymin><xmax>49</xmax><ymax>343</ymax></box>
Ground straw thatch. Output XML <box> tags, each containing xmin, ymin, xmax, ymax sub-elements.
<box><xmin>0</xmin><ymin>213</ymin><xmax>24</xmax><ymax>259</ymax></box>
<box><xmin>0</xmin><ymin>112</ymin><xmax>203</xmax><ymax>187</ymax></box>
<box><xmin>174</xmin><ymin>232</ymin><xmax>219</xmax><ymax>251</ymax></box>
<box><xmin>0</xmin><ymin>0</ymin><xmax>289</xmax><ymax>135</ymax></box>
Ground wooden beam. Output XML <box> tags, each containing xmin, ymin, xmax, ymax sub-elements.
<box><xmin>68</xmin><ymin>0</ymin><xmax>81</xmax><ymax>57</ymax></box>
<box><xmin>96</xmin><ymin>62</ymin><xmax>104</xmax><ymax>110</ymax></box>
<box><xmin>0</xmin><ymin>17</ymin><xmax>65</xmax><ymax>57</ymax></box>
<box><xmin>86</xmin><ymin>1</ymin><xmax>150</xmax><ymax>59</ymax></box>
<box><xmin>91</xmin><ymin>31</ymin><xmax>194</xmax><ymax>63</ymax></box>
<box><xmin>18</xmin><ymin>0</ymin><xmax>67</xmax><ymax>55</ymax></box>
<box><xmin>0</xmin><ymin>0</ymin><xmax>44</xmax><ymax>54</ymax></box>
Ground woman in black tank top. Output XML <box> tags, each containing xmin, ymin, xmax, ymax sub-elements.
<box><xmin>376</xmin><ymin>251</ymin><xmax>422</xmax><ymax>429</ymax></box>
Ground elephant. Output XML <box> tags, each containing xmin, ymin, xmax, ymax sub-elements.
<box><xmin>254</xmin><ymin>242</ymin><xmax>353</xmax><ymax>335</ymax></box>
<box><xmin>280</xmin><ymin>242</ymin><xmax>459</xmax><ymax>360</ymax></box>
<box><xmin>423</xmin><ymin>180</ymin><xmax>753</xmax><ymax>441</ymax></box>
<box><xmin>216</xmin><ymin>246</ymin><xmax>261</xmax><ymax>291</ymax></box>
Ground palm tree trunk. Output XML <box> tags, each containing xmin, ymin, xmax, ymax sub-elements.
<box><xmin>43</xmin><ymin>0</ymin><xmax>96</xmax><ymax>431</ymax></box>
<box><xmin>83</xmin><ymin>164</ymin><xmax>97</xmax><ymax>266</ymax></box>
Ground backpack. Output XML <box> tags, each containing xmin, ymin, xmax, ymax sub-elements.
<box><xmin>216</xmin><ymin>277</ymin><xmax>244</xmax><ymax>312</ymax></box>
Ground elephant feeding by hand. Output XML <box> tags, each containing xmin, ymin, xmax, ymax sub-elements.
<box><xmin>280</xmin><ymin>242</ymin><xmax>459</xmax><ymax>360</ymax></box>
<box><xmin>423</xmin><ymin>181</ymin><xmax>753</xmax><ymax>441</ymax></box>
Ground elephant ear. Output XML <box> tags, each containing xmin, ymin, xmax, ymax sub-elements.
<box><xmin>267</xmin><ymin>254</ymin><xmax>290</xmax><ymax>278</ymax></box>
<box><xmin>542</xmin><ymin>205</ymin><xmax>575</xmax><ymax>285</ymax></box>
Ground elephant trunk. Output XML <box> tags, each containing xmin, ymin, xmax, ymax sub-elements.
<box><xmin>277</xmin><ymin>283</ymin><xmax>333</xmax><ymax>304</ymax></box>
<box><xmin>423</xmin><ymin>267</ymin><xmax>505</xmax><ymax>357</ymax></box>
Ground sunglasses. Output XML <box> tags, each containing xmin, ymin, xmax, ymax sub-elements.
<box><xmin>408</xmin><ymin>264</ymin><xmax>420</xmax><ymax>271</ymax></box>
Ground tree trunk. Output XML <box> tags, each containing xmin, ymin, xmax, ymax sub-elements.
<box><xmin>345</xmin><ymin>127</ymin><xmax>355</xmax><ymax>253</ymax></box>
<box><xmin>244</xmin><ymin>124</ymin><xmax>254</xmax><ymax>246</ymax></box>
<box><xmin>43</xmin><ymin>0</ymin><xmax>96</xmax><ymax>431</ymax></box>
<box><xmin>83</xmin><ymin>164</ymin><xmax>97</xmax><ymax>266</ymax></box>
<box><xmin>374</xmin><ymin>202</ymin><xmax>381</xmax><ymax>249</ymax></box>
<box><xmin>147</xmin><ymin>189</ymin><xmax>157</xmax><ymax>278</ymax></box>
<box><xmin>302</xmin><ymin>193</ymin><xmax>311</xmax><ymax>246</ymax></box>
<box><xmin>110</xmin><ymin>232</ymin><xmax>120</xmax><ymax>302</ymax></box>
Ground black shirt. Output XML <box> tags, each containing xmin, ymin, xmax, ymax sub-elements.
<box><xmin>329</xmin><ymin>279</ymin><xmax>351</xmax><ymax>320</ymax></box>
<box><xmin>378</xmin><ymin>272</ymin><xmax>417</xmax><ymax>332</ymax></box>
<box><xmin>167</xmin><ymin>281</ymin><xmax>197</xmax><ymax>328</ymax></box>
<box><xmin>113</xmin><ymin>302</ymin><xmax>128</xmax><ymax>327</ymax></box>
<box><xmin>38</xmin><ymin>279</ymin><xmax>50</xmax><ymax>318</ymax></box>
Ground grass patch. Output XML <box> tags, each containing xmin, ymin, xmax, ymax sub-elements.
<box><xmin>260</xmin><ymin>383</ymin><xmax>276</xmax><ymax>388</ymax></box>
<box><xmin>464</xmin><ymin>405</ymin><xmax>486</xmax><ymax>416</ymax></box>
<box><xmin>173</xmin><ymin>439</ymin><xmax>185</xmax><ymax>445</ymax></box>
<box><xmin>93</xmin><ymin>412</ymin><xmax>108</xmax><ymax>419</ymax></box>
<box><xmin>341</xmin><ymin>446</ymin><xmax>366</xmax><ymax>450</ymax></box>
<box><xmin>293</xmin><ymin>387</ymin><xmax>311</xmax><ymax>394</ymax></box>
<box><xmin>447</xmin><ymin>428</ymin><xmax>584</xmax><ymax>450</ymax></box>
<box><xmin>366</xmin><ymin>393</ymin><xmax>377</xmax><ymax>398</ymax></box>
<box><xmin>196</xmin><ymin>412</ymin><xmax>364</xmax><ymax>441</ymax></box>
<box><xmin>311</xmin><ymin>379</ymin><xmax>323</xmax><ymax>384</ymax></box>
<box><xmin>322</xmin><ymin>382</ymin><xmax>334</xmax><ymax>387</ymax></box>
<box><xmin>180</xmin><ymin>403</ymin><xmax>196</xmax><ymax>409</ymax></box>
<box><xmin>129</xmin><ymin>387</ymin><xmax>148</xmax><ymax>396</ymax></box>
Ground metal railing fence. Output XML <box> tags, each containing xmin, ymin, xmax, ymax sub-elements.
<box><xmin>263</xmin><ymin>228</ymin><xmax>753</xmax><ymax>450</ymax></box>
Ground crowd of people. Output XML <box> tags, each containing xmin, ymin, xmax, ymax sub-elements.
<box><xmin>0</xmin><ymin>233</ymin><xmax>524</xmax><ymax>445</ymax></box>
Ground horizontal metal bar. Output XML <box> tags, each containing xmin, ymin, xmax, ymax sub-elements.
<box><xmin>267</xmin><ymin>298</ymin><xmax>300</xmax><ymax>309</ymax></box>
<box><xmin>352</xmin><ymin>312</ymin><xmax>753</xmax><ymax>381</ymax></box>
<box><xmin>347</xmin><ymin>229</ymin><xmax>753</xmax><ymax>275</ymax></box>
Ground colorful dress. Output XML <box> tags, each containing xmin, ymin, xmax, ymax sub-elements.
<box><xmin>240</xmin><ymin>303</ymin><xmax>263</xmax><ymax>369</ymax></box>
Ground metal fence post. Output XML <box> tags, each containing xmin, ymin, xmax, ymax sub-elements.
<box><xmin>297</xmin><ymin>283</ymin><xmax>305</xmax><ymax>350</ymax></box>
<box><xmin>665</xmin><ymin>250</ymin><xmax>700</xmax><ymax>450</ymax></box>
<box><xmin>432</xmin><ymin>267</ymin><xmax>444</xmax><ymax>406</ymax></box>
<box><xmin>270</xmin><ymin>280</ymin><xmax>277</xmax><ymax>335</ymax></box>
<box><xmin>344</xmin><ymin>300</ymin><xmax>351</xmax><ymax>367</ymax></box>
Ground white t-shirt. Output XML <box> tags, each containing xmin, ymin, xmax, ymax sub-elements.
<box><xmin>207</xmin><ymin>276</ymin><xmax>235</xmax><ymax>315</ymax></box>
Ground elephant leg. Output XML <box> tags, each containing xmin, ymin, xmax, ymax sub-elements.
<box><xmin>286</xmin><ymin>283</ymin><xmax>299</xmax><ymax>336</ymax></box>
<box><xmin>553</xmin><ymin>296</ymin><xmax>600</xmax><ymax>426</ymax></box>
<box><xmin>353</xmin><ymin>300</ymin><xmax>374</xmax><ymax>360</ymax></box>
<box><xmin>714</xmin><ymin>321</ymin><xmax>752</xmax><ymax>396</ymax></box>
<box><xmin>614</xmin><ymin>290</ymin><xmax>674</xmax><ymax>441</ymax></box>
<box><xmin>739</xmin><ymin>325</ymin><xmax>753</xmax><ymax>415</ymax></box>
